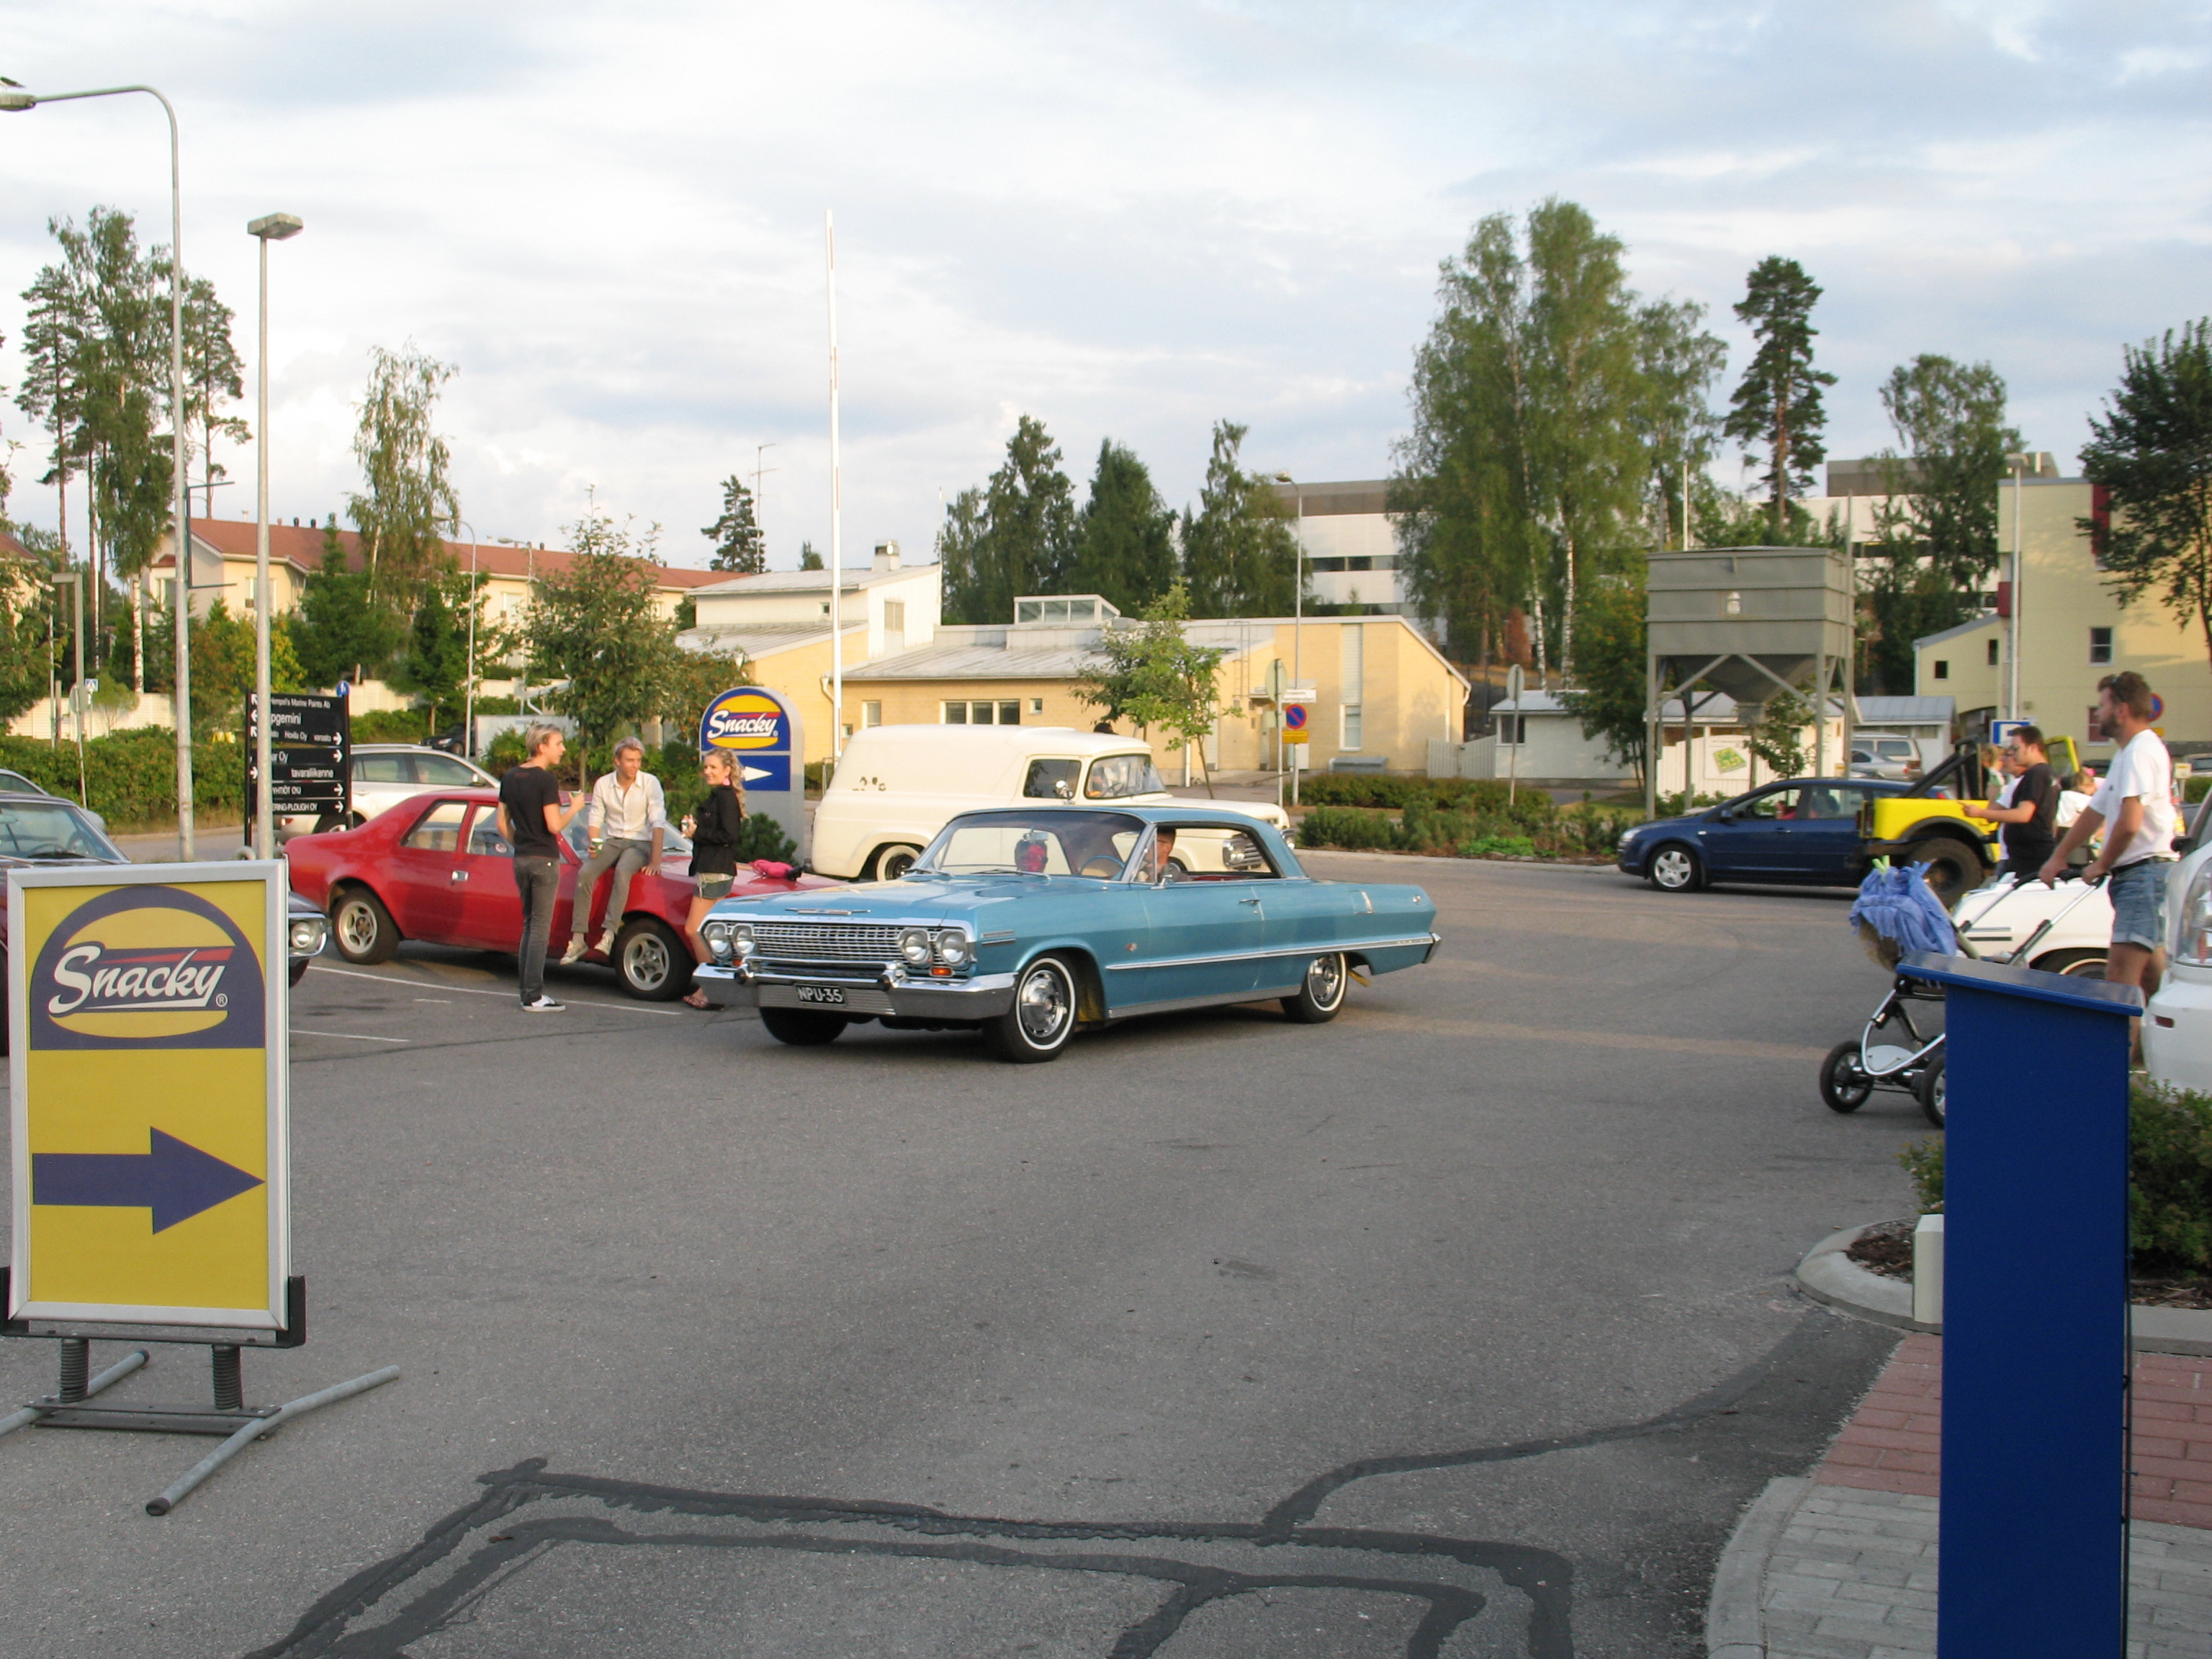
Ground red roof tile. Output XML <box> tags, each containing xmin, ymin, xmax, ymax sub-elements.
<box><xmin>157</xmin><ymin>518</ymin><xmax>727</xmax><ymax>590</ymax></box>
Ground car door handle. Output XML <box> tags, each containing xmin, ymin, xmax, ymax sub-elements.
<box><xmin>1238</xmin><ymin>896</ymin><xmax>1262</xmax><ymax>906</ymax></box>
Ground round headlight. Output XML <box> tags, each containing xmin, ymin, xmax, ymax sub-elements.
<box><xmin>899</xmin><ymin>928</ymin><xmax>932</xmax><ymax>965</ymax></box>
<box><xmin>936</xmin><ymin>932</ymin><xmax>970</xmax><ymax>966</ymax></box>
<box><xmin>289</xmin><ymin>919</ymin><xmax>323</xmax><ymax>953</ymax></box>
<box><xmin>730</xmin><ymin>923</ymin><xmax>756</xmax><ymax>958</ymax></box>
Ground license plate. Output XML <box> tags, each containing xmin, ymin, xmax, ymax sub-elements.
<box><xmin>794</xmin><ymin>985</ymin><xmax>847</xmax><ymax>1005</ymax></box>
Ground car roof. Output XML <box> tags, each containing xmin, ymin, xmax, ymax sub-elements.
<box><xmin>950</xmin><ymin>803</ymin><xmax>1272</xmax><ymax>827</ymax></box>
<box><xmin>356</xmin><ymin>743</ymin><xmax>482</xmax><ymax>757</ymax></box>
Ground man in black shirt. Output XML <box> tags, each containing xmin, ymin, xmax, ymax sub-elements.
<box><xmin>496</xmin><ymin>724</ymin><xmax>587</xmax><ymax>1010</ymax></box>
<box><xmin>1967</xmin><ymin>725</ymin><xmax>2059</xmax><ymax>879</ymax></box>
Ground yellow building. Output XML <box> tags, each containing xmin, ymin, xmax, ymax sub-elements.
<box><xmin>1913</xmin><ymin>475</ymin><xmax>2212</xmax><ymax>758</ymax></box>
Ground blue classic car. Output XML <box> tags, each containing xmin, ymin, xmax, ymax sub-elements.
<box><xmin>693</xmin><ymin>804</ymin><xmax>1440</xmax><ymax>1062</ymax></box>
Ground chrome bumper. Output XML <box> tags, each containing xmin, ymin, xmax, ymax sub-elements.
<box><xmin>693</xmin><ymin>961</ymin><xmax>1017</xmax><ymax>1020</ymax></box>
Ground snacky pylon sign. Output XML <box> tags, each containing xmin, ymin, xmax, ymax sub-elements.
<box><xmin>9</xmin><ymin>866</ymin><xmax>289</xmax><ymax>1331</ymax></box>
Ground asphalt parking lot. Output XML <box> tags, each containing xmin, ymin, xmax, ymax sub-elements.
<box><xmin>0</xmin><ymin>853</ymin><xmax>1912</xmax><ymax>1658</ymax></box>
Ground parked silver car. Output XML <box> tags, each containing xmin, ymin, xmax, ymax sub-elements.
<box><xmin>1849</xmin><ymin>735</ymin><xmax>1923</xmax><ymax>781</ymax></box>
<box><xmin>276</xmin><ymin>744</ymin><xmax>499</xmax><ymax>836</ymax></box>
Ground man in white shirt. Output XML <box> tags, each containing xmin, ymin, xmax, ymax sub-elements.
<box><xmin>560</xmin><ymin>737</ymin><xmax>667</xmax><ymax>964</ymax></box>
<box><xmin>2041</xmin><ymin>672</ymin><xmax>2177</xmax><ymax>1009</ymax></box>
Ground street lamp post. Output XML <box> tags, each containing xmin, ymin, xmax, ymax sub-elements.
<box><xmin>1274</xmin><ymin>472</ymin><xmax>1305</xmax><ymax>806</ymax></box>
<box><xmin>456</xmin><ymin>520</ymin><xmax>478</xmax><ymax>759</ymax></box>
<box><xmin>2002</xmin><ymin>451</ymin><xmax>2036</xmax><ymax>725</ymax></box>
<box><xmin>247</xmin><ymin>212</ymin><xmax>302</xmax><ymax>859</ymax></box>
<box><xmin>2</xmin><ymin>82</ymin><xmax>198</xmax><ymax>856</ymax></box>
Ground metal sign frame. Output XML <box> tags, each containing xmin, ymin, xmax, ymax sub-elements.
<box><xmin>699</xmin><ymin>685</ymin><xmax>806</xmax><ymax>862</ymax></box>
<box><xmin>8</xmin><ymin>862</ymin><xmax>290</xmax><ymax>1337</ymax></box>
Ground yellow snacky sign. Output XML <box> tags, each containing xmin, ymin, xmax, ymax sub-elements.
<box><xmin>10</xmin><ymin>873</ymin><xmax>286</xmax><ymax>1328</ymax></box>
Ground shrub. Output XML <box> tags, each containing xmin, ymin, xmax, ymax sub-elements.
<box><xmin>1460</xmin><ymin>833</ymin><xmax>1536</xmax><ymax>858</ymax></box>
<box><xmin>2186</xmin><ymin>773</ymin><xmax>2211</xmax><ymax>805</ymax></box>
<box><xmin>0</xmin><ymin>727</ymin><xmax>245</xmax><ymax>827</ymax></box>
<box><xmin>1297</xmin><ymin>804</ymin><xmax>1401</xmax><ymax>850</ymax></box>
<box><xmin>1897</xmin><ymin>1084</ymin><xmax>2212</xmax><ymax>1274</ymax></box>
<box><xmin>351</xmin><ymin>709</ymin><xmax>433</xmax><ymax>745</ymax></box>
<box><xmin>733</xmin><ymin>814</ymin><xmax>799</xmax><ymax>864</ymax></box>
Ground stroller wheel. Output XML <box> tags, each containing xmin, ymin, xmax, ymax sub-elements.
<box><xmin>1916</xmin><ymin>1056</ymin><xmax>1946</xmax><ymax>1129</ymax></box>
<box><xmin>1820</xmin><ymin>1040</ymin><xmax>1875</xmax><ymax>1112</ymax></box>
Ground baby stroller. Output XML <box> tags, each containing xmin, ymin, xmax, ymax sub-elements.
<box><xmin>1818</xmin><ymin>868</ymin><xmax>2108</xmax><ymax>1128</ymax></box>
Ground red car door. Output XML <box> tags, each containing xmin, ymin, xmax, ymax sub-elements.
<box><xmin>382</xmin><ymin>799</ymin><xmax>475</xmax><ymax>939</ymax></box>
<box><xmin>451</xmin><ymin>805</ymin><xmax>582</xmax><ymax>952</ymax></box>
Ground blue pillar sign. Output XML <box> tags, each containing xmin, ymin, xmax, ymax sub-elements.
<box><xmin>1898</xmin><ymin>950</ymin><xmax>2139</xmax><ymax>1659</ymax></box>
<box><xmin>699</xmin><ymin>687</ymin><xmax>806</xmax><ymax>863</ymax></box>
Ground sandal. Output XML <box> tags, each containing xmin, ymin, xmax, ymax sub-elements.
<box><xmin>682</xmin><ymin>990</ymin><xmax>716</xmax><ymax>1010</ymax></box>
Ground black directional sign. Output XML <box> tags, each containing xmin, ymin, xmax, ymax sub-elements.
<box><xmin>245</xmin><ymin>691</ymin><xmax>351</xmax><ymax>825</ymax></box>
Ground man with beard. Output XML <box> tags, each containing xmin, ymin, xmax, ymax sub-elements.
<box><xmin>2041</xmin><ymin>673</ymin><xmax>2177</xmax><ymax>1032</ymax></box>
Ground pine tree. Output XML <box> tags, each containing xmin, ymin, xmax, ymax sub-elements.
<box><xmin>701</xmin><ymin>475</ymin><xmax>767</xmax><ymax>573</ymax></box>
<box><xmin>1181</xmin><ymin>421</ymin><xmax>1300</xmax><ymax>619</ymax></box>
<box><xmin>798</xmin><ymin>539</ymin><xmax>824</xmax><ymax>571</ymax></box>
<box><xmin>1067</xmin><ymin>440</ymin><xmax>1176</xmax><ymax>614</ymax></box>
<box><xmin>1723</xmin><ymin>256</ymin><xmax>1837</xmax><ymax>536</ymax></box>
<box><xmin>289</xmin><ymin>516</ymin><xmax>403</xmax><ymax>687</ymax></box>
<box><xmin>938</xmin><ymin>417</ymin><xmax>1077</xmax><ymax>624</ymax></box>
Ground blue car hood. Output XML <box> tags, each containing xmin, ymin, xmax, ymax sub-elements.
<box><xmin>715</xmin><ymin>873</ymin><xmax>1102</xmax><ymax>923</ymax></box>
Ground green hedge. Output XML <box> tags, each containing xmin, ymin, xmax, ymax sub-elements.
<box><xmin>0</xmin><ymin>727</ymin><xmax>245</xmax><ymax>827</ymax></box>
<box><xmin>1298</xmin><ymin>774</ymin><xmax>1516</xmax><ymax>811</ymax></box>
<box><xmin>1902</xmin><ymin>1082</ymin><xmax>2212</xmax><ymax>1274</ymax></box>
<box><xmin>1297</xmin><ymin>796</ymin><xmax>1635</xmax><ymax>859</ymax></box>
<box><xmin>2185</xmin><ymin>774</ymin><xmax>2211</xmax><ymax>804</ymax></box>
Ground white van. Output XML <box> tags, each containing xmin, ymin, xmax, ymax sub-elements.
<box><xmin>810</xmin><ymin>725</ymin><xmax>1292</xmax><ymax>879</ymax></box>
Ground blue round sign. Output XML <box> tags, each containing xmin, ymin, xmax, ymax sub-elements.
<box><xmin>1284</xmin><ymin>703</ymin><xmax>1308</xmax><ymax>732</ymax></box>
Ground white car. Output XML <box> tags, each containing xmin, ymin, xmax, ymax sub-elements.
<box><xmin>810</xmin><ymin>725</ymin><xmax>1292</xmax><ymax>880</ymax></box>
<box><xmin>1951</xmin><ymin>873</ymin><xmax>2112</xmax><ymax>978</ymax></box>
<box><xmin>276</xmin><ymin>744</ymin><xmax>499</xmax><ymax>836</ymax></box>
<box><xmin>2146</xmin><ymin>838</ymin><xmax>2212</xmax><ymax>1092</ymax></box>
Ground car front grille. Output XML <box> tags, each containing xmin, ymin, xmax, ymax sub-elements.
<box><xmin>753</xmin><ymin>922</ymin><xmax>902</xmax><ymax>968</ymax></box>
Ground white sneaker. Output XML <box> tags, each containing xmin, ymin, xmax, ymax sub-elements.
<box><xmin>595</xmin><ymin>932</ymin><xmax>618</xmax><ymax>957</ymax></box>
<box><xmin>558</xmin><ymin>939</ymin><xmax>587</xmax><ymax>966</ymax></box>
<box><xmin>521</xmin><ymin>994</ymin><xmax>565</xmax><ymax>1012</ymax></box>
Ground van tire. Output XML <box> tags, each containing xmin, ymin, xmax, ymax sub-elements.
<box><xmin>871</xmin><ymin>844</ymin><xmax>925</xmax><ymax>881</ymax></box>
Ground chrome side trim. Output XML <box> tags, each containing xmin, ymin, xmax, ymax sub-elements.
<box><xmin>1100</xmin><ymin>932</ymin><xmax>1440</xmax><ymax>972</ymax></box>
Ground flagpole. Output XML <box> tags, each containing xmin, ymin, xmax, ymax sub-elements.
<box><xmin>825</xmin><ymin>210</ymin><xmax>844</xmax><ymax>766</ymax></box>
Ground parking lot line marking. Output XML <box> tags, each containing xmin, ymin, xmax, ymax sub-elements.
<box><xmin>305</xmin><ymin>963</ymin><xmax>685</xmax><ymax>1015</ymax></box>
<box><xmin>294</xmin><ymin>1028</ymin><xmax>410</xmax><ymax>1044</ymax></box>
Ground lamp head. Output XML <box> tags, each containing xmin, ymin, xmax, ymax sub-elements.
<box><xmin>247</xmin><ymin>212</ymin><xmax>304</xmax><ymax>241</ymax></box>
<box><xmin>0</xmin><ymin>89</ymin><xmax>35</xmax><ymax>112</ymax></box>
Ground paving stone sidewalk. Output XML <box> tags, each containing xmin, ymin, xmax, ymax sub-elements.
<box><xmin>1718</xmin><ymin>1334</ymin><xmax>2212</xmax><ymax>1658</ymax></box>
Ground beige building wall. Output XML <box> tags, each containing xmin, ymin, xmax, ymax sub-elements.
<box><xmin>1206</xmin><ymin>616</ymin><xmax>1465</xmax><ymax>774</ymax></box>
<box><xmin>1916</xmin><ymin>479</ymin><xmax>2212</xmax><ymax>756</ymax></box>
<box><xmin>730</xmin><ymin>626</ymin><xmax>871</xmax><ymax>767</ymax></box>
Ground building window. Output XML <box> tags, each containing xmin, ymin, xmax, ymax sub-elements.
<box><xmin>1496</xmin><ymin>714</ymin><xmax>1524</xmax><ymax>745</ymax></box>
<box><xmin>884</xmin><ymin>600</ymin><xmax>906</xmax><ymax>651</ymax></box>
<box><xmin>1029</xmin><ymin>698</ymin><xmax>1044</xmax><ymax>714</ymax></box>
<box><xmin>1987</xmin><ymin>637</ymin><xmax>2000</xmax><ymax>666</ymax></box>
<box><xmin>861</xmin><ymin>701</ymin><xmax>882</xmax><ymax>728</ymax></box>
<box><xmin>1341</xmin><ymin>705</ymin><xmax>1363</xmax><ymax>750</ymax></box>
<box><xmin>2090</xmin><ymin>626</ymin><xmax>2113</xmax><ymax>665</ymax></box>
<box><xmin>943</xmin><ymin>701</ymin><xmax>1022</xmax><ymax>725</ymax></box>
<box><xmin>1933</xmin><ymin>660</ymin><xmax>1949</xmax><ymax>680</ymax></box>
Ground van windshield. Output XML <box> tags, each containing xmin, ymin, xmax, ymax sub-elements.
<box><xmin>1083</xmin><ymin>754</ymin><xmax>1165</xmax><ymax>800</ymax></box>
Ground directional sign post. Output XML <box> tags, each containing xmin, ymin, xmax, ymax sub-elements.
<box><xmin>1</xmin><ymin>863</ymin><xmax>396</xmax><ymax>1513</ymax></box>
<box><xmin>700</xmin><ymin>685</ymin><xmax>806</xmax><ymax>863</ymax></box>
<box><xmin>246</xmin><ymin>691</ymin><xmax>351</xmax><ymax>837</ymax></box>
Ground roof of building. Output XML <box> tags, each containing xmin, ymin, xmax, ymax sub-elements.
<box><xmin>847</xmin><ymin>637</ymin><xmax>1101</xmax><ymax>682</ymax></box>
<box><xmin>1855</xmin><ymin>696</ymin><xmax>1956</xmax><ymax>727</ymax></box>
<box><xmin>676</xmin><ymin>621</ymin><xmax>863</xmax><ymax>659</ymax></box>
<box><xmin>692</xmin><ymin>564</ymin><xmax>931</xmax><ymax>598</ymax></box>
<box><xmin>1266</xmin><ymin>479</ymin><xmax>1395</xmax><ymax>518</ymax></box>
<box><xmin>157</xmin><ymin>518</ymin><xmax>729</xmax><ymax>590</ymax></box>
<box><xmin>1912</xmin><ymin>611</ymin><xmax>2000</xmax><ymax>650</ymax></box>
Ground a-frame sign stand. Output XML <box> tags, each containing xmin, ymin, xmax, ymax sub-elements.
<box><xmin>1</xmin><ymin>865</ymin><xmax>397</xmax><ymax>1514</ymax></box>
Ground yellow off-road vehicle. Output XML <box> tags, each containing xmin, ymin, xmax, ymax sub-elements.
<box><xmin>1856</xmin><ymin>742</ymin><xmax>1999</xmax><ymax>903</ymax></box>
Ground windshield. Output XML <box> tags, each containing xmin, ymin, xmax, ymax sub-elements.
<box><xmin>0</xmin><ymin>799</ymin><xmax>122</xmax><ymax>861</ymax></box>
<box><xmin>917</xmin><ymin>810</ymin><xmax>1144</xmax><ymax>878</ymax></box>
<box><xmin>1083</xmin><ymin>754</ymin><xmax>1165</xmax><ymax>800</ymax></box>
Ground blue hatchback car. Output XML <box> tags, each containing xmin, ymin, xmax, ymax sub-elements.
<box><xmin>1616</xmin><ymin>777</ymin><xmax>1920</xmax><ymax>893</ymax></box>
<box><xmin>693</xmin><ymin>804</ymin><xmax>1440</xmax><ymax>1061</ymax></box>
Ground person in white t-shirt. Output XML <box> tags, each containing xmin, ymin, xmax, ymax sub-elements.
<box><xmin>2041</xmin><ymin>672</ymin><xmax>2177</xmax><ymax>1015</ymax></box>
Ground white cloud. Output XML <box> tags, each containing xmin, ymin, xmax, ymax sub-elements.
<box><xmin>0</xmin><ymin>0</ymin><xmax>2204</xmax><ymax>573</ymax></box>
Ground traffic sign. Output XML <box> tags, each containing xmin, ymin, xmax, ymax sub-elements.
<box><xmin>1280</xmin><ymin>687</ymin><xmax>1317</xmax><ymax>705</ymax></box>
<box><xmin>9</xmin><ymin>866</ymin><xmax>290</xmax><ymax>1334</ymax></box>
<box><xmin>1283</xmin><ymin>703</ymin><xmax>1309</xmax><ymax>743</ymax></box>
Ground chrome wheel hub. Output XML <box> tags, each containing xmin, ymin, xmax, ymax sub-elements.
<box><xmin>1306</xmin><ymin>953</ymin><xmax>1344</xmax><ymax>1007</ymax></box>
<box><xmin>1016</xmin><ymin>965</ymin><xmax>1071</xmax><ymax>1045</ymax></box>
<box><xmin>624</xmin><ymin>932</ymin><xmax>670</xmax><ymax>989</ymax></box>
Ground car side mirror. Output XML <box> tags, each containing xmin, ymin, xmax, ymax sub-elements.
<box><xmin>1715</xmin><ymin>809</ymin><xmax>1734</xmax><ymax>823</ymax></box>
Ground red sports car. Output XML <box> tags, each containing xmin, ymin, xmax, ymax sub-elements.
<box><xmin>283</xmin><ymin>787</ymin><xmax>836</xmax><ymax>999</ymax></box>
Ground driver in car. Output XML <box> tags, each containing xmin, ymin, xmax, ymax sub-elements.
<box><xmin>1143</xmin><ymin>827</ymin><xmax>1181</xmax><ymax>884</ymax></box>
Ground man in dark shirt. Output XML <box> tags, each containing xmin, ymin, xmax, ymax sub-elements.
<box><xmin>1967</xmin><ymin>725</ymin><xmax>2059</xmax><ymax>878</ymax></box>
<box><xmin>496</xmin><ymin>724</ymin><xmax>587</xmax><ymax>1010</ymax></box>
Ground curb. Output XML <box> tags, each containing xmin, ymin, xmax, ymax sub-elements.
<box><xmin>1794</xmin><ymin>1220</ymin><xmax>2212</xmax><ymax>1356</ymax></box>
<box><xmin>1705</xmin><ymin>1474</ymin><xmax>1809</xmax><ymax>1658</ymax></box>
<box><xmin>1295</xmin><ymin>847</ymin><xmax>1622</xmax><ymax>873</ymax></box>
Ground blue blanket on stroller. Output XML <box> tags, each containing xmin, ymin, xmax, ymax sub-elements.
<box><xmin>1847</xmin><ymin>865</ymin><xmax>1957</xmax><ymax>956</ymax></box>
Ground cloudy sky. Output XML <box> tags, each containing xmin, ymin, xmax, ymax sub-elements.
<box><xmin>0</xmin><ymin>0</ymin><xmax>2205</xmax><ymax>572</ymax></box>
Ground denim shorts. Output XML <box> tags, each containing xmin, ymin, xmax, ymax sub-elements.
<box><xmin>2108</xmin><ymin>858</ymin><xmax>2175</xmax><ymax>953</ymax></box>
<box><xmin>696</xmin><ymin>871</ymin><xmax>736</xmax><ymax>900</ymax></box>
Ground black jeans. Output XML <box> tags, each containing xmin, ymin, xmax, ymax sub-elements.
<box><xmin>512</xmin><ymin>855</ymin><xmax>560</xmax><ymax>1002</ymax></box>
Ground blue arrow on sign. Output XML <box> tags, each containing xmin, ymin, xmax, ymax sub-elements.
<box><xmin>33</xmin><ymin>1129</ymin><xmax>264</xmax><ymax>1233</ymax></box>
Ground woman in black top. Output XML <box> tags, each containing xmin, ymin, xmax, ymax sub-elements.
<box><xmin>679</xmin><ymin>751</ymin><xmax>745</xmax><ymax>1008</ymax></box>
